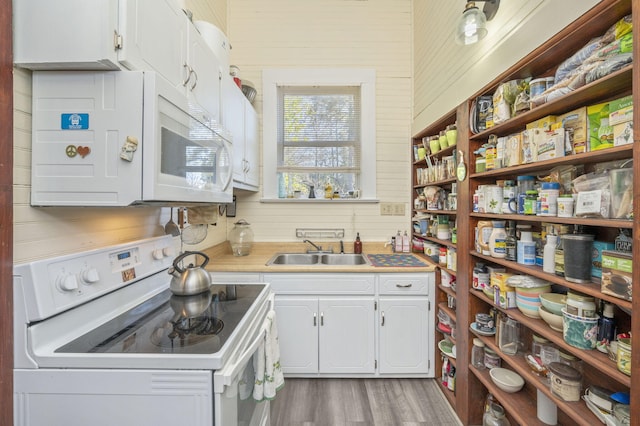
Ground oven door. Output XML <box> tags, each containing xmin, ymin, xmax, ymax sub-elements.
<box><xmin>213</xmin><ymin>298</ymin><xmax>273</xmax><ymax>426</ymax></box>
<box><xmin>142</xmin><ymin>72</ymin><xmax>233</xmax><ymax>204</ymax></box>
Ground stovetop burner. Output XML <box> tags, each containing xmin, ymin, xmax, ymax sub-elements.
<box><xmin>151</xmin><ymin>301</ymin><xmax>225</xmax><ymax>349</ymax></box>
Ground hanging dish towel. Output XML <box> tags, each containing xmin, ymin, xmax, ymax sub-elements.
<box><xmin>253</xmin><ymin>310</ymin><xmax>285</xmax><ymax>401</ymax></box>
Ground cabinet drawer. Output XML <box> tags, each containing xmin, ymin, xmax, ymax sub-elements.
<box><xmin>264</xmin><ymin>273</ymin><xmax>375</xmax><ymax>294</ymax></box>
<box><xmin>378</xmin><ymin>273</ymin><xmax>432</xmax><ymax>295</ymax></box>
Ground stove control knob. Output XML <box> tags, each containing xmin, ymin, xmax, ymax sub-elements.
<box><xmin>56</xmin><ymin>273</ymin><xmax>79</xmax><ymax>292</ymax></box>
<box><xmin>81</xmin><ymin>267</ymin><xmax>100</xmax><ymax>284</ymax></box>
<box><xmin>162</xmin><ymin>246</ymin><xmax>175</xmax><ymax>257</ymax></box>
<box><xmin>152</xmin><ymin>249</ymin><xmax>164</xmax><ymax>260</ymax></box>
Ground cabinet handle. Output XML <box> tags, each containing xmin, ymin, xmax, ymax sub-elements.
<box><xmin>381</xmin><ymin>311</ymin><xmax>385</xmax><ymax>326</ymax></box>
<box><xmin>396</xmin><ymin>283</ymin><xmax>413</xmax><ymax>288</ymax></box>
<box><xmin>190</xmin><ymin>69</ymin><xmax>198</xmax><ymax>90</ymax></box>
<box><xmin>313</xmin><ymin>313</ymin><xmax>317</xmax><ymax>326</ymax></box>
<box><xmin>182</xmin><ymin>63</ymin><xmax>192</xmax><ymax>87</ymax></box>
<box><xmin>320</xmin><ymin>312</ymin><xmax>324</xmax><ymax>326</ymax></box>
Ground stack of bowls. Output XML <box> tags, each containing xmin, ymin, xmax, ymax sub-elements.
<box><xmin>539</xmin><ymin>293</ymin><xmax>566</xmax><ymax>331</ymax></box>
<box><xmin>514</xmin><ymin>285</ymin><xmax>551</xmax><ymax>318</ymax></box>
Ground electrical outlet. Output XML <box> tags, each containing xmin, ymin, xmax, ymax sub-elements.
<box><xmin>380</xmin><ymin>202</ymin><xmax>393</xmax><ymax>215</ymax></box>
<box><xmin>392</xmin><ymin>203</ymin><xmax>405</xmax><ymax>216</ymax></box>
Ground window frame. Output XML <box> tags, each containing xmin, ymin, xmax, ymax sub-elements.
<box><xmin>262</xmin><ymin>68</ymin><xmax>377</xmax><ymax>201</ymax></box>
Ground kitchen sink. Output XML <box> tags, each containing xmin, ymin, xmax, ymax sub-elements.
<box><xmin>320</xmin><ymin>254</ymin><xmax>369</xmax><ymax>265</ymax></box>
<box><xmin>267</xmin><ymin>253</ymin><xmax>320</xmax><ymax>265</ymax></box>
<box><xmin>266</xmin><ymin>253</ymin><xmax>370</xmax><ymax>266</ymax></box>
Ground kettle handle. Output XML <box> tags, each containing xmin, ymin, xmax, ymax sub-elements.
<box><xmin>172</xmin><ymin>251</ymin><xmax>210</xmax><ymax>273</ymax></box>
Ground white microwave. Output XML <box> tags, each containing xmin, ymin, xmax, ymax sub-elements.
<box><xmin>30</xmin><ymin>70</ymin><xmax>233</xmax><ymax>206</ymax></box>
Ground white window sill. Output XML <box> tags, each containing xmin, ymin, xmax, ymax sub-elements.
<box><xmin>260</xmin><ymin>198</ymin><xmax>380</xmax><ymax>204</ymax></box>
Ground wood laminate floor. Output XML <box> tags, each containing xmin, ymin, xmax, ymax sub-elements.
<box><xmin>269</xmin><ymin>378</ymin><xmax>462</xmax><ymax>426</ymax></box>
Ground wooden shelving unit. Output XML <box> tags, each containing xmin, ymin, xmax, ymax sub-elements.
<box><xmin>411</xmin><ymin>0</ymin><xmax>637</xmax><ymax>424</ymax></box>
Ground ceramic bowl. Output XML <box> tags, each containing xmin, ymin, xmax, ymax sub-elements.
<box><xmin>489</xmin><ymin>368</ymin><xmax>524</xmax><ymax>393</ymax></box>
<box><xmin>540</xmin><ymin>293</ymin><xmax>567</xmax><ymax>316</ymax></box>
<box><xmin>514</xmin><ymin>285</ymin><xmax>551</xmax><ymax>319</ymax></box>
<box><xmin>539</xmin><ymin>305</ymin><xmax>563</xmax><ymax>332</ymax></box>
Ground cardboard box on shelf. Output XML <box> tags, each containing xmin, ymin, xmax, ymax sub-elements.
<box><xmin>557</xmin><ymin>107</ymin><xmax>588</xmax><ymax>154</ymax></box>
<box><xmin>521</xmin><ymin>129</ymin><xmax>537</xmax><ymax>164</ymax></box>
<box><xmin>592</xmin><ymin>241</ymin><xmax>615</xmax><ymax>278</ymax></box>
<box><xmin>587</xmin><ymin>102</ymin><xmax>614</xmax><ymax>151</ymax></box>
<box><xmin>601</xmin><ymin>250</ymin><xmax>632</xmax><ymax>301</ymax></box>
<box><xmin>609</xmin><ymin>95</ymin><xmax>633</xmax><ymax>126</ymax></box>
<box><xmin>609</xmin><ymin>95</ymin><xmax>633</xmax><ymax>147</ymax></box>
<box><xmin>490</xmin><ymin>271</ymin><xmax>516</xmax><ymax>308</ymax></box>
<box><xmin>533</xmin><ymin>127</ymin><xmax>565</xmax><ymax>161</ymax></box>
<box><xmin>526</xmin><ymin>115</ymin><xmax>557</xmax><ymax>130</ymax></box>
<box><xmin>504</xmin><ymin>132</ymin><xmax>522</xmax><ymax>167</ymax></box>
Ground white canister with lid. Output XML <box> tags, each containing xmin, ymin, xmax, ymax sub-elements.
<box><xmin>566</xmin><ymin>292</ymin><xmax>596</xmax><ymax>318</ymax></box>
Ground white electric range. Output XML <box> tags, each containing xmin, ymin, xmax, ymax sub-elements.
<box><xmin>13</xmin><ymin>235</ymin><xmax>273</xmax><ymax>426</ymax></box>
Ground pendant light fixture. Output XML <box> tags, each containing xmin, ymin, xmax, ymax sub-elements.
<box><xmin>455</xmin><ymin>0</ymin><xmax>500</xmax><ymax>46</ymax></box>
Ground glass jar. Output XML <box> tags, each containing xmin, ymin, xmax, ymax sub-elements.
<box><xmin>472</xmin><ymin>338</ymin><xmax>486</xmax><ymax>369</ymax></box>
<box><xmin>483</xmin><ymin>402</ymin><xmax>511</xmax><ymax>426</ymax></box>
<box><xmin>484</xmin><ymin>347</ymin><xmax>501</xmax><ymax>369</ymax></box>
<box><xmin>228</xmin><ymin>219</ymin><xmax>254</xmax><ymax>256</ymax></box>
<box><xmin>497</xmin><ymin>314</ymin><xmax>520</xmax><ymax>356</ymax></box>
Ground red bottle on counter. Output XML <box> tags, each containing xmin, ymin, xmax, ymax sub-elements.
<box><xmin>354</xmin><ymin>232</ymin><xmax>362</xmax><ymax>254</ymax></box>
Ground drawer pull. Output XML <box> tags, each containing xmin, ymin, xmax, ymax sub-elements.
<box><xmin>396</xmin><ymin>283</ymin><xmax>413</xmax><ymax>288</ymax></box>
<box><xmin>321</xmin><ymin>312</ymin><xmax>324</xmax><ymax>326</ymax></box>
<box><xmin>313</xmin><ymin>313</ymin><xmax>317</xmax><ymax>326</ymax></box>
<box><xmin>381</xmin><ymin>311</ymin><xmax>385</xmax><ymax>326</ymax></box>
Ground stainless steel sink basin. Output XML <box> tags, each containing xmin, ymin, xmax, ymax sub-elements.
<box><xmin>320</xmin><ymin>254</ymin><xmax>369</xmax><ymax>265</ymax></box>
<box><xmin>267</xmin><ymin>253</ymin><xmax>320</xmax><ymax>265</ymax></box>
<box><xmin>266</xmin><ymin>253</ymin><xmax>370</xmax><ymax>266</ymax></box>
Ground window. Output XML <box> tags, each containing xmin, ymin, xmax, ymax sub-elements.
<box><xmin>262</xmin><ymin>69</ymin><xmax>376</xmax><ymax>201</ymax></box>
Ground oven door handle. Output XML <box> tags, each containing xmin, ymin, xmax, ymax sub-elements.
<box><xmin>214</xmin><ymin>323</ymin><xmax>267</xmax><ymax>390</ymax></box>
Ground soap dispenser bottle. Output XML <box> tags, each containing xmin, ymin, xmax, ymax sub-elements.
<box><xmin>354</xmin><ymin>232</ymin><xmax>362</xmax><ymax>254</ymax></box>
<box><xmin>395</xmin><ymin>231</ymin><xmax>403</xmax><ymax>253</ymax></box>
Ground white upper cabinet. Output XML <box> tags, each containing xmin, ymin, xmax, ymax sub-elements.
<box><xmin>14</xmin><ymin>0</ymin><xmax>122</xmax><ymax>70</ymax></box>
<box><xmin>222</xmin><ymin>75</ymin><xmax>259</xmax><ymax>191</ymax></box>
<box><xmin>14</xmin><ymin>0</ymin><xmax>224</xmax><ymax>124</ymax></box>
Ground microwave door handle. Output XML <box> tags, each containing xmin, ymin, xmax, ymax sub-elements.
<box><xmin>221</xmin><ymin>142</ymin><xmax>233</xmax><ymax>191</ymax></box>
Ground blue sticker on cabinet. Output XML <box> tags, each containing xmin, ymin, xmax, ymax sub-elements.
<box><xmin>61</xmin><ymin>113</ymin><xmax>89</xmax><ymax>130</ymax></box>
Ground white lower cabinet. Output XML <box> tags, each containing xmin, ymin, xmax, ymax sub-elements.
<box><xmin>276</xmin><ymin>296</ymin><xmax>375</xmax><ymax>374</ymax></box>
<box><xmin>377</xmin><ymin>273</ymin><xmax>434</xmax><ymax>376</ymax></box>
<box><xmin>378</xmin><ymin>297</ymin><xmax>430</xmax><ymax>374</ymax></box>
<box><xmin>266</xmin><ymin>271</ymin><xmax>435</xmax><ymax>377</ymax></box>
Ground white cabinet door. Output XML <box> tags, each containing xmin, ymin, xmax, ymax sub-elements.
<box><xmin>274</xmin><ymin>297</ymin><xmax>318</xmax><ymax>374</ymax></box>
<box><xmin>222</xmin><ymin>76</ymin><xmax>248</xmax><ymax>183</ymax></box>
<box><xmin>378</xmin><ymin>297</ymin><xmax>430</xmax><ymax>374</ymax></box>
<box><xmin>243</xmin><ymin>100</ymin><xmax>260</xmax><ymax>188</ymax></box>
<box><xmin>14</xmin><ymin>0</ymin><xmax>121</xmax><ymax>70</ymax></box>
<box><xmin>186</xmin><ymin>22</ymin><xmax>222</xmax><ymax>123</ymax></box>
<box><xmin>319</xmin><ymin>298</ymin><xmax>376</xmax><ymax>374</ymax></box>
<box><xmin>119</xmin><ymin>0</ymin><xmax>187</xmax><ymax>86</ymax></box>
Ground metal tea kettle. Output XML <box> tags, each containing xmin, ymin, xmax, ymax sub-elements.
<box><xmin>168</xmin><ymin>251</ymin><xmax>212</xmax><ymax>296</ymax></box>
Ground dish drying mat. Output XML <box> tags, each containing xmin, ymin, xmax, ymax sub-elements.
<box><xmin>367</xmin><ymin>254</ymin><xmax>427</xmax><ymax>267</ymax></box>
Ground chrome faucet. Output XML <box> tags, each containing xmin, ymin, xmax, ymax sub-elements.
<box><xmin>303</xmin><ymin>239</ymin><xmax>333</xmax><ymax>253</ymax></box>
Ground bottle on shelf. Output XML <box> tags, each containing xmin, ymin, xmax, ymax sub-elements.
<box><xmin>543</xmin><ymin>234</ymin><xmax>558</xmax><ymax>273</ymax></box>
<box><xmin>505</xmin><ymin>220</ymin><xmax>517</xmax><ymax>261</ymax></box>
<box><xmin>597</xmin><ymin>303</ymin><xmax>616</xmax><ymax>345</ymax></box>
